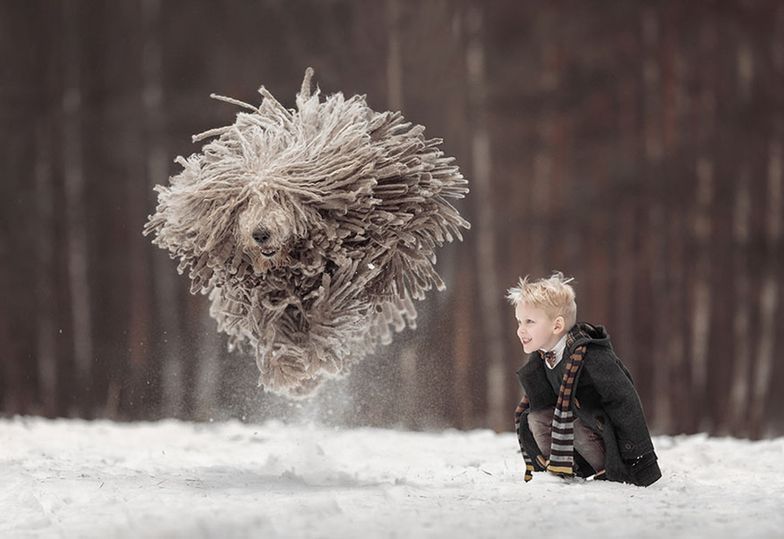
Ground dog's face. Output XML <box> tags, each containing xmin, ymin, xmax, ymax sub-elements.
<box><xmin>237</xmin><ymin>188</ymin><xmax>299</xmax><ymax>274</ymax></box>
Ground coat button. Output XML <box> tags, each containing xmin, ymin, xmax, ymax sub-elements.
<box><xmin>624</xmin><ymin>442</ymin><xmax>633</xmax><ymax>450</ymax></box>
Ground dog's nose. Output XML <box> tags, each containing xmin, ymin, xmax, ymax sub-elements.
<box><xmin>252</xmin><ymin>227</ymin><xmax>271</xmax><ymax>245</ymax></box>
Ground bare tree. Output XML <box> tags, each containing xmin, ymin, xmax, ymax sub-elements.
<box><xmin>749</xmin><ymin>5</ymin><xmax>784</xmax><ymax>438</ymax></box>
<box><xmin>728</xmin><ymin>169</ymin><xmax>753</xmax><ymax>434</ymax></box>
<box><xmin>384</xmin><ymin>0</ymin><xmax>418</xmax><ymax>421</ymax></box>
<box><xmin>386</xmin><ymin>0</ymin><xmax>404</xmax><ymax>114</ymax></box>
<box><xmin>193</xmin><ymin>306</ymin><xmax>223</xmax><ymax>421</ymax></box>
<box><xmin>125</xmin><ymin>2</ymin><xmax>153</xmax><ymax>419</ymax></box>
<box><xmin>529</xmin><ymin>14</ymin><xmax>558</xmax><ymax>279</ymax></box>
<box><xmin>141</xmin><ymin>0</ymin><xmax>188</xmax><ymax>419</ymax></box>
<box><xmin>689</xmin><ymin>16</ymin><xmax>718</xmax><ymax>433</ymax></box>
<box><xmin>465</xmin><ymin>1</ymin><xmax>506</xmax><ymax>430</ymax></box>
<box><xmin>751</xmin><ymin>140</ymin><xmax>782</xmax><ymax>436</ymax></box>
<box><xmin>640</xmin><ymin>7</ymin><xmax>674</xmax><ymax>433</ymax></box>
<box><xmin>35</xmin><ymin>121</ymin><xmax>58</xmax><ymax>416</ymax></box>
<box><xmin>61</xmin><ymin>0</ymin><xmax>94</xmax><ymax>401</ymax></box>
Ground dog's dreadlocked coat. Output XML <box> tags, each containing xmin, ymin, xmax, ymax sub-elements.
<box><xmin>144</xmin><ymin>68</ymin><xmax>469</xmax><ymax>397</ymax></box>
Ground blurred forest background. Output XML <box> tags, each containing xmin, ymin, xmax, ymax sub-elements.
<box><xmin>2</xmin><ymin>0</ymin><xmax>783</xmax><ymax>438</ymax></box>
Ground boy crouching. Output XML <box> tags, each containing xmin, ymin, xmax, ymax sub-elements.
<box><xmin>508</xmin><ymin>272</ymin><xmax>661</xmax><ymax>487</ymax></box>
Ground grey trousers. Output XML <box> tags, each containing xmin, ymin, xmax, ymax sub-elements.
<box><xmin>529</xmin><ymin>406</ymin><xmax>606</xmax><ymax>473</ymax></box>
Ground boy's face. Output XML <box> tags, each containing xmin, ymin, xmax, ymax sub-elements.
<box><xmin>514</xmin><ymin>301</ymin><xmax>563</xmax><ymax>354</ymax></box>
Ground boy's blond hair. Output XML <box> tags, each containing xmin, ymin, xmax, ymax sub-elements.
<box><xmin>506</xmin><ymin>271</ymin><xmax>577</xmax><ymax>327</ymax></box>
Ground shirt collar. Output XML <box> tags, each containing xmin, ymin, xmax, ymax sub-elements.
<box><xmin>541</xmin><ymin>334</ymin><xmax>568</xmax><ymax>370</ymax></box>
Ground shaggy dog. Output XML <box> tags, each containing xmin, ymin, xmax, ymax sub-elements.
<box><xmin>144</xmin><ymin>68</ymin><xmax>469</xmax><ymax>397</ymax></box>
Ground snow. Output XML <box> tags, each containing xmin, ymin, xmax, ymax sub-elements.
<box><xmin>1</xmin><ymin>417</ymin><xmax>782</xmax><ymax>538</ymax></box>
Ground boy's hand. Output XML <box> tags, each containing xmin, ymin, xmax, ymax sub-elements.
<box><xmin>625</xmin><ymin>452</ymin><xmax>661</xmax><ymax>487</ymax></box>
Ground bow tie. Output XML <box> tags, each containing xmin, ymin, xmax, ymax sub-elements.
<box><xmin>542</xmin><ymin>350</ymin><xmax>558</xmax><ymax>368</ymax></box>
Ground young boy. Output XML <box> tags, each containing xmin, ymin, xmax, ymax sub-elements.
<box><xmin>507</xmin><ymin>272</ymin><xmax>661</xmax><ymax>486</ymax></box>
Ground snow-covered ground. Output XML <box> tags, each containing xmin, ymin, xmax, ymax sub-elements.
<box><xmin>1</xmin><ymin>417</ymin><xmax>782</xmax><ymax>539</ymax></box>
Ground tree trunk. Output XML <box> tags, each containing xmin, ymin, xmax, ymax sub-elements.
<box><xmin>125</xmin><ymin>2</ymin><xmax>153</xmax><ymax>419</ymax></box>
<box><xmin>61</xmin><ymin>0</ymin><xmax>94</xmax><ymax>403</ymax></box>
<box><xmin>749</xmin><ymin>7</ymin><xmax>783</xmax><ymax>438</ymax></box>
<box><xmin>688</xmin><ymin>15</ymin><xmax>719</xmax><ymax>433</ymax></box>
<box><xmin>728</xmin><ymin>169</ymin><xmax>752</xmax><ymax>435</ymax></box>
<box><xmin>35</xmin><ymin>121</ymin><xmax>58</xmax><ymax>416</ymax></box>
<box><xmin>384</xmin><ymin>0</ymin><xmax>418</xmax><ymax>425</ymax></box>
<box><xmin>529</xmin><ymin>35</ymin><xmax>557</xmax><ymax>278</ymax></box>
<box><xmin>386</xmin><ymin>0</ymin><xmax>403</xmax><ymax>113</ymax></box>
<box><xmin>193</xmin><ymin>308</ymin><xmax>222</xmax><ymax>421</ymax></box>
<box><xmin>750</xmin><ymin>141</ymin><xmax>782</xmax><ymax>437</ymax></box>
<box><xmin>690</xmin><ymin>157</ymin><xmax>713</xmax><ymax>432</ymax></box>
<box><xmin>641</xmin><ymin>7</ymin><xmax>673</xmax><ymax>433</ymax></box>
<box><xmin>140</xmin><ymin>0</ymin><xmax>171</xmax><ymax>418</ymax></box>
<box><xmin>465</xmin><ymin>1</ymin><xmax>505</xmax><ymax>430</ymax></box>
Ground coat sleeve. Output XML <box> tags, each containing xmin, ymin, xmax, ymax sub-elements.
<box><xmin>581</xmin><ymin>349</ymin><xmax>655</xmax><ymax>460</ymax></box>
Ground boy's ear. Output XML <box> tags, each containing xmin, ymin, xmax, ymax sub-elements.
<box><xmin>553</xmin><ymin>315</ymin><xmax>565</xmax><ymax>334</ymax></box>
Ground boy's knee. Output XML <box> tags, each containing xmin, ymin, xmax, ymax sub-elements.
<box><xmin>528</xmin><ymin>406</ymin><xmax>555</xmax><ymax>454</ymax></box>
<box><xmin>528</xmin><ymin>406</ymin><xmax>555</xmax><ymax>425</ymax></box>
<box><xmin>573</xmin><ymin>418</ymin><xmax>606</xmax><ymax>472</ymax></box>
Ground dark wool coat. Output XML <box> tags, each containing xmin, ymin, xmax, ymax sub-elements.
<box><xmin>516</xmin><ymin>323</ymin><xmax>661</xmax><ymax>485</ymax></box>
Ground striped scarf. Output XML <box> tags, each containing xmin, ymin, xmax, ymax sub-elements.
<box><xmin>515</xmin><ymin>328</ymin><xmax>588</xmax><ymax>482</ymax></box>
